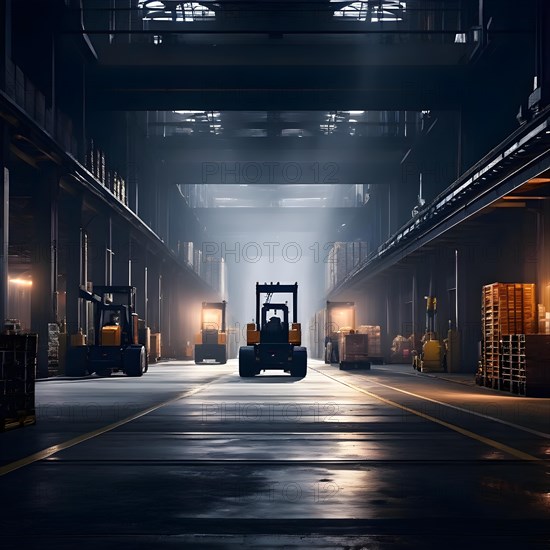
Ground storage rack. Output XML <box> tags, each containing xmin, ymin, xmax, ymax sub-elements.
<box><xmin>499</xmin><ymin>334</ymin><xmax>550</xmax><ymax>396</ymax></box>
<box><xmin>500</xmin><ymin>334</ymin><xmax>526</xmax><ymax>394</ymax></box>
<box><xmin>480</xmin><ymin>283</ymin><xmax>535</xmax><ymax>389</ymax></box>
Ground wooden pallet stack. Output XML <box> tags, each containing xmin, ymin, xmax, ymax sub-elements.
<box><xmin>500</xmin><ymin>334</ymin><xmax>550</xmax><ymax>396</ymax></box>
<box><xmin>357</xmin><ymin>325</ymin><xmax>382</xmax><ymax>359</ymax></box>
<box><xmin>500</xmin><ymin>334</ymin><xmax>525</xmax><ymax>393</ymax></box>
<box><xmin>481</xmin><ymin>283</ymin><xmax>536</xmax><ymax>388</ymax></box>
<box><xmin>0</xmin><ymin>334</ymin><xmax>38</xmax><ymax>431</ymax></box>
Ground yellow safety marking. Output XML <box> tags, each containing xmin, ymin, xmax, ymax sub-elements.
<box><xmin>0</xmin><ymin>378</ymin><xmax>222</xmax><ymax>477</ymax></box>
<box><xmin>312</xmin><ymin>367</ymin><xmax>544</xmax><ymax>465</ymax></box>
<box><xmin>357</xmin><ymin>372</ymin><xmax>550</xmax><ymax>439</ymax></box>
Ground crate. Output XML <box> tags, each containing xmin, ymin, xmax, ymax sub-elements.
<box><xmin>357</xmin><ymin>325</ymin><xmax>382</xmax><ymax>357</ymax></box>
<box><xmin>492</xmin><ymin>334</ymin><xmax>550</xmax><ymax>396</ymax></box>
<box><xmin>0</xmin><ymin>334</ymin><xmax>38</xmax><ymax>432</ymax></box>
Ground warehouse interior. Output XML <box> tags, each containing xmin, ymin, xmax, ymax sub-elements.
<box><xmin>1</xmin><ymin>1</ymin><xmax>550</xmax><ymax>548</ymax></box>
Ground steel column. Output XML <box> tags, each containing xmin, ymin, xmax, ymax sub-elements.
<box><xmin>62</xmin><ymin>192</ymin><xmax>83</xmax><ymax>336</ymax></box>
<box><xmin>31</xmin><ymin>170</ymin><xmax>59</xmax><ymax>378</ymax></box>
<box><xmin>0</xmin><ymin>0</ymin><xmax>11</xmax><ymax>90</ymax></box>
<box><xmin>0</xmin><ymin>122</ymin><xmax>8</xmax><ymax>324</ymax></box>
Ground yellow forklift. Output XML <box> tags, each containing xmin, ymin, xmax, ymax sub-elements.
<box><xmin>66</xmin><ymin>286</ymin><xmax>148</xmax><ymax>377</ymax></box>
<box><xmin>239</xmin><ymin>283</ymin><xmax>307</xmax><ymax>378</ymax></box>
<box><xmin>195</xmin><ymin>301</ymin><xmax>227</xmax><ymax>364</ymax></box>
<box><xmin>412</xmin><ymin>296</ymin><xmax>444</xmax><ymax>373</ymax></box>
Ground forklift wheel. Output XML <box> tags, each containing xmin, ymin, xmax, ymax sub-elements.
<box><xmin>239</xmin><ymin>346</ymin><xmax>256</xmax><ymax>377</ymax></box>
<box><xmin>124</xmin><ymin>345</ymin><xmax>146</xmax><ymax>377</ymax></box>
<box><xmin>65</xmin><ymin>347</ymin><xmax>89</xmax><ymax>377</ymax></box>
<box><xmin>290</xmin><ymin>347</ymin><xmax>307</xmax><ymax>378</ymax></box>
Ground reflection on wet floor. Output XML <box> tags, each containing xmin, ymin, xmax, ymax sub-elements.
<box><xmin>1</xmin><ymin>361</ymin><xmax>550</xmax><ymax>548</ymax></box>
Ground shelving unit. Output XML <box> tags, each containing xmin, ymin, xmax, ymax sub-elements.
<box><xmin>500</xmin><ymin>334</ymin><xmax>550</xmax><ymax>396</ymax></box>
<box><xmin>480</xmin><ymin>283</ymin><xmax>536</xmax><ymax>390</ymax></box>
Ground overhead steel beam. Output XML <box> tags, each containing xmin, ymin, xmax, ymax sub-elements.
<box><xmin>91</xmin><ymin>42</ymin><xmax>470</xmax><ymax>67</ymax></box>
<box><xmin>160</xmin><ymin>161</ymin><xmax>401</xmax><ymax>185</ymax></box>
<box><xmin>146</xmin><ymin>135</ymin><xmax>410</xmax><ymax>151</ymax></box>
<box><xmin>329</xmin><ymin>110</ymin><xmax>550</xmax><ymax>294</ymax></box>
<box><xmin>193</xmin><ymin>206</ymin><xmax>356</xmax><ymax>234</ymax></box>
<box><xmin>359</xmin><ymin>154</ymin><xmax>550</xmax><ymax>282</ymax></box>
<box><xmin>88</xmin><ymin>64</ymin><xmax>464</xmax><ymax>111</ymax></box>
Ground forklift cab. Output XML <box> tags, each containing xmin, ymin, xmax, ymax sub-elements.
<box><xmin>106</xmin><ymin>313</ymin><xmax>120</xmax><ymax>326</ymax></box>
<box><xmin>260</xmin><ymin>303</ymin><xmax>289</xmax><ymax>344</ymax></box>
<box><xmin>96</xmin><ymin>303</ymin><xmax>132</xmax><ymax>346</ymax></box>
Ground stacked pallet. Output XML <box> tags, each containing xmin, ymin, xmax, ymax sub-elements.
<box><xmin>481</xmin><ymin>283</ymin><xmax>536</xmax><ymax>388</ymax></box>
<box><xmin>537</xmin><ymin>304</ymin><xmax>550</xmax><ymax>334</ymax></box>
<box><xmin>0</xmin><ymin>334</ymin><xmax>37</xmax><ymax>431</ymax></box>
<box><xmin>500</xmin><ymin>335</ymin><xmax>525</xmax><ymax>393</ymax></box>
<box><xmin>357</xmin><ymin>325</ymin><xmax>382</xmax><ymax>359</ymax></box>
<box><xmin>325</xmin><ymin>242</ymin><xmax>369</xmax><ymax>292</ymax></box>
<box><xmin>500</xmin><ymin>334</ymin><xmax>550</xmax><ymax>396</ymax></box>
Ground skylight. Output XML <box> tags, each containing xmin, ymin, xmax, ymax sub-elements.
<box><xmin>139</xmin><ymin>1</ymin><xmax>215</xmax><ymax>22</ymax></box>
<box><xmin>331</xmin><ymin>1</ymin><xmax>406</xmax><ymax>22</ymax></box>
<box><xmin>172</xmin><ymin>110</ymin><xmax>223</xmax><ymax>135</ymax></box>
<box><xmin>320</xmin><ymin>111</ymin><xmax>367</xmax><ymax>135</ymax></box>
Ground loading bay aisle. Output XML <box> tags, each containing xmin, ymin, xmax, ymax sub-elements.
<box><xmin>1</xmin><ymin>361</ymin><xmax>550</xmax><ymax>549</ymax></box>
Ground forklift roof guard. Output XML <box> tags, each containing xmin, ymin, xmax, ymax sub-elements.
<box><xmin>80</xmin><ymin>285</ymin><xmax>136</xmax><ymax>308</ymax></box>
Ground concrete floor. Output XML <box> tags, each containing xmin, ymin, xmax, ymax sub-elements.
<box><xmin>1</xmin><ymin>359</ymin><xmax>550</xmax><ymax>549</ymax></box>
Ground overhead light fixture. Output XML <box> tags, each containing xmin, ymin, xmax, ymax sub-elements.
<box><xmin>9</xmin><ymin>278</ymin><xmax>32</xmax><ymax>286</ymax></box>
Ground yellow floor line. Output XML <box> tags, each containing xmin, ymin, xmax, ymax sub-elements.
<box><xmin>368</xmin><ymin>367</ymin><xmax>550</xmax><ymax>439</ymax></box>
<box><xmin>0</xmin><ymin>378</ymin><xmax>221</xmax><ymax>477</ymax></box>
<box><xmin>360</xmin><ymin>373</ymin><xmax>550</xmax><ymax>439</ymax></box>
<box><xmin>311</xmin><ymin>367</ymin><xmax>544</xmax><ymax>465</ymax></box>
